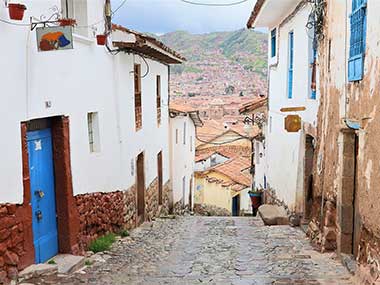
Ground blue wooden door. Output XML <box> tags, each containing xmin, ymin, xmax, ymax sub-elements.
<box><xmin>27</xmin><ymin>128</ymin><xmax>59</xmax><ymax>263</ymax></box>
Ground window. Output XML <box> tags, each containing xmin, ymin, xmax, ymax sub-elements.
<box><xmin>271</xmin><ymin>28</ymin><xmax>276</xmax><ymax>58</ymax></box>
<box><xmin>134</xmin><ymin>64</ymin><xmax>142</xmax><ymax>130</ymax></box>
<box><xmin>61</xmin><ymin>0</ymin><xmax>88</xmax><ymax>37</ymax></box>
<box><xmin>348</xmin><ymin>0</ymin><xmax>367</xmax><ymax>81</ymax></box>
<box><xmin>156</xmin><ymin>75</ymin><xmax>161</xmax><ymax>126</ymax></box>
<box><xmin>183</xmin><ymin>122</ymin><xmax>186</xmax><ymax>145</ymax></box>
<box><xmin>175</xmin><ymin>129</ymin><xmax>179</xmax><ymax>144</ymax></box>
<box><xmin>287</xmin><ymin>31</ymin><xmax>294</xmax><ymax>99</ymax></box>
<box><xmin>87</xmin><ymin>112</ymin><xmax>100</xmax><ymax>153</ymax></box>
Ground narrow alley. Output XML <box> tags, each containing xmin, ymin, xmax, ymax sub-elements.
<box><xmin>26</xmin><ymin>216</ymin><xmax>353</xmax><ymax>285</ymax></box>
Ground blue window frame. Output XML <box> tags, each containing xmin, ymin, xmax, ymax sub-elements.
<box><xmin>288</xmin><ymin>31</ymin><xmax>294</xmax><ymax>99</ymax></box>
<box><xmin>348</xmin><ymin>0</ymin><xmax>367</xmax><ymax>81</ymax></box>
<box><xmin>271</xmin><ymin>28</ymin><xmax>276</xmax><ymax>58</ymax></box>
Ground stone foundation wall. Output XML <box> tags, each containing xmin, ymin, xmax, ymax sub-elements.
<box><xmin>355</xmin><ymin>226</ymin><xmax>380</xmax><ymax>284</ymax></box>
<box><xmin>0</xmin><ymin>204</ymin><xmax>34</xmax><ymax>284</ymax></box>
<box><xmin>145</xmin><ymin>178</ymin><xmax>159</xmax><ymax>222</ymax></box>
<box><xmin>123</xmin><ymin>186</ymin><xmax>137</xmax><ymax>230</ymax></box>
<box><xmin>75</xmin><ymin>191</ymin><xmax>126</xmax><ymax>251</ymax></box>
<box><xmin>194</xmin><ymin>204</ymin><xmax>231</xmax><ymax>216</ymax></box>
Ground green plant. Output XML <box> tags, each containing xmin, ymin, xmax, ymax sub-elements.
<box><xmin>47</xmin><ymin>259</ymin><xmax>56</xmax><ymax>265</ymax></box>
<box><xmin>88</xmin><ymin>233</ymin><xmax>116</xmax><ymax>253</ymax></box>
<box><xmin>119</xmin><ymin>229</ymin><xmax>130</xmax><ymax>237</ymax></box>
<box><xmin>85</xmin><ymin>260</ymin><xmax>93</xmax><ymax>266</ymax></box>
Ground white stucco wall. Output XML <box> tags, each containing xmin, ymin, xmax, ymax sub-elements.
<box><xmin>261</xmin><ymin>4</ymin><xmax>320</xmax><ymax>210</ymax></box>
<box><xmin>194</xmin><ymin>153</ymin><xmax>229</xmax><ymax>172</ymax></box>
<box><xmin>0</xmin><ymin>0</ymin><xmax>172</xmax><ymax>203</ymax></box>
<box><xmin>169</xmin><ymin>115</ymin><xmax>196</xmax><ymax>207</ymax></box>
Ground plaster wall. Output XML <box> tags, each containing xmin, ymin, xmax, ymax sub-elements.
<box><xmin>169</xmin><ymin>115</ymin><xmax>195</xmax><ymax>206</ymax></box>
<box><xmin>0</xmin><ymin>0</ymin><xmax>171</xmax><ymax>203</ymax></box>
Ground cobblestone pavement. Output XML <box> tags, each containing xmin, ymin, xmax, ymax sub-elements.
<box><xmin>28</xmin><ymin>216</ymin><xmax>353</xmax><ymax>284</ymax></box>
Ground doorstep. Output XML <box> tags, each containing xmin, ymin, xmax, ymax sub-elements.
<box><xmin>52</xmin><ymin>254</ymin><xmax>86</xmax><ymax>274</ymax></box>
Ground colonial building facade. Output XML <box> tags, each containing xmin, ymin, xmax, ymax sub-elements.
<box><xmin>310</xmin><ymin>0</ymin><xmax>380</xmax><ymax>283</ymax></box>
<box><xmin>0</xmin><ymin>0</ymin><xmax>183</xmax><ymax>282</ymax></box>
<box><xmin>169</xmin><ymin>104</ymin><xmax>202</xmax><ymax>212</ymax></box>
<box><xmin>247</xmin><ymin>0</ymin><xmax>320</xmax><ymax>219</ymax></box>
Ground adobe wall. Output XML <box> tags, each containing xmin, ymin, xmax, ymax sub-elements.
<box><xmin>311</xmin><ymin>0</ymin><xmax>380</xmax><ymax>282</ymax></box>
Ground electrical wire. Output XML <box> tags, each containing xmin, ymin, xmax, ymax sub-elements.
<box><xmin>140</xmin><ymin>55</ymin><xmax>150</xmax><ymax>78</ymax></box>
<box><xmin>179</xmin><ymin>0</ymin><xmax>249</xmax><ymax>6</ymax></box>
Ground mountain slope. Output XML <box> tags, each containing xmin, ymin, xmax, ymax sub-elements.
<box><xmin>159</xmin><ymin>29</ymin><xmax>268</xmax><ymax>98</ymax></box>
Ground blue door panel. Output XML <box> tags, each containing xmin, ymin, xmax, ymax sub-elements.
<box><xmin>27</xmin><ymin>128</ymin><xmax>59</xmax><ymax>263</ymax></box>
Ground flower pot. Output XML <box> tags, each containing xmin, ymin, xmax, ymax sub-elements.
<box><xmin>8</xmin><ymin>3</ymin><xmax>26</xmax><ymax>21</ymax></box>
<box><xmin>96</xmin><ymin>35</ymin><xmax>107</xmax><ymax>46</ymax></box>
<box><xmin>249</xmin><ymin>192</ymin><xmax>262</xmax><ymax>209</ymax></box>
<box><xmin>58</xmin><ymin>18</ymin><xmax>77</xmax><ymax>27</ymax></box>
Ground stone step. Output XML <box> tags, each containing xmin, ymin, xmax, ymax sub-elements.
<box><xmin>18</xmin><ymin>264</ymin><xmax>58</xmax><ymax>280</ymax></box>
<box><xmin>53</xmin><ymin>254</ymin><xmax>86</xmax><ymax>274</ymax></box>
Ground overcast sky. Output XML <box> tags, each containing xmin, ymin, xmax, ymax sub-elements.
<box><xmin>111</xmin><ymin>0</ymin><xmax>256</xmax><ymax>35</ymax></box>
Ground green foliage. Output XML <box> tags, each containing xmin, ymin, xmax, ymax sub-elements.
<box><xmin>119</xmin><ymin>229</ymin><xmax>130</xmax><ymax>237</ymax></box>
<box><xmin>47</xmin><ymin>259</ymin><xmax>56</xmax><ymax>265</ymax></box>
<box><xmin>85</xmin><ymin>260</ymin><xmax>93</xmax><ymax>266</ymax></box>
<box><xmin>88</xmin><ymin>233</ymin><xmax>116</xmax><ymax>253</ymax></box>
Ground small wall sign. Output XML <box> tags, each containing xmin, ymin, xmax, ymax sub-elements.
<box><xmin>36</xmin><ymin>26</ymin><xmax>73</xmax><ymax>52</ymax></box>
<box><xmin>285</xmin><ymin>115</ymin><xmax>302</xmax><ymax>133</ymax></box>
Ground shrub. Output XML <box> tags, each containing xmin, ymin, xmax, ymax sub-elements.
<box><xmin>119</xmin><ymin>230</ymin><xmax>130</xmax><ymax>237</ymax></box>
<box><xmin>88</xmin><ymin>233</ymin><xmax>116</xmax><ymax>253</ymax></box>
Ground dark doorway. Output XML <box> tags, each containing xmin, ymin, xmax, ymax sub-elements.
<box><xmin>137</xmin><ymin>152</ymin><xmax>145</xmax><ymax>225</ymax></box>
<box><xmin>157</xmin><ymin>151</ymin><xmax>163</xmax><ymax>206</ymax></box>
<box><xmin>232</xmin><ymin>195</ymin><xmax>240</xmax><ymax>216</ymax></box>
<box><xmin>304</xmin><ymin>135</ymin><xmax>315</xmax><ymax>221</ymax></box>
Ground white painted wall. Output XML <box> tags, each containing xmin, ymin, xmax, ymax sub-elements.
<box><xmin>259</xmin><ymin>4</ymin><xmax>320</xmax><ymax>211</ymax></box>
<box><xmin>194</xmin><ymin>153</ymin><xmax>229</xmax><ymax>172</ymax></box>
<box><xmin>0</xmin><ymin>0</ymin><xmax>172</xmax><ymax>203</ymax></box>
<box><xmin>239</xmin><ymin>188</ymin><xmax>252</xmax><ymax>214</ymax></box>
<box><xmin>169</xmin><ymin>115</ymin><xmax>196</xmax><ymax>207</ymax></box>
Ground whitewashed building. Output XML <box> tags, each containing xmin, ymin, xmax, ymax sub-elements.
<box><xmin>169</xmin><ymin>104</ymin><xmax>202</xmax><ymax>211</ymax></box>
<box><xmin>0</xmin><ymin>0</ymin><xmax>184</xmax><ymax>280</ymax></box>
<box><xmin>247</xmin><ymin>0</ymin><xmax>320</xmax><ymax>218</ymax></box>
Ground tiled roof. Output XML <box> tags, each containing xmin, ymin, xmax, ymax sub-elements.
<box><xmin>211</xmin><ymin>157</ymin><xmax>251</xmax><ymax>187</ymax></box>
<box><xmin>239</xmin><ymin>97</ymin><xmax>267</xmax><ymax>115</ymax></box>
<box><xmin>169</xmin><ymin>103</ymin><xmax>203</xmax><ymax>127</ymax></box>
<box><xmin>112</xmin><ymin>24</ymin><xmax>186</xmax><ymax>64</ymax></box>
<box><xmin>246</xmin><ymin>0</ymin><xmax>266</xmax><ymax>29</ymax></box>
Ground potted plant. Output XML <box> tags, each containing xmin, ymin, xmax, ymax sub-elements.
<box><xmin>248</xmin><ymin>189</ymin><xmax>263</xmax><ymax>216</ymax></box>
<box><xmin>8</xmin><ymin>3</ymin><xmax>27</xmax><ymax>21</ymax></box>
<box><xmin>58</xmin><ymin>18</ymin><xmax>77</xmax><ymax>27</ymax></box>
<box><xmin>96</xmin><ymin>34</ymin><xmax>107</xmax><ymax>46</ymax></box>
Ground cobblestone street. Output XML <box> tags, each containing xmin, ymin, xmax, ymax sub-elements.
<box><xmin>29</xmin><ymin>216</ymin><xmax>353</xmax><ymax>285</ymax></box>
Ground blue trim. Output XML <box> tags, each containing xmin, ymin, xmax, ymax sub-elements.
<box><xmin>271</xmin><ymin>28</ymin><xmax>276</xmax><ymax>58</ymax></box>
<box><xmin>288</xmin><ymin>31</ymin><xmax>294</xmax><ymax>99</ymax></box>
<box><xmin>348</xmin><ymin>0</ymin><xmax>367</xmax><ymax>82</ymax></box>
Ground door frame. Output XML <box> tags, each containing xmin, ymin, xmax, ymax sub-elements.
<box><xmin>136</xmin><ymin>152</ymin><xmax>146</xmax><ymax>226</ymax></box>
<box><xmin>21</xmin><ymin>116</ymin><xmax>80</xmax><ymax>265</ymax></box>
<box><xmin>157</xmin><ymin>151</ymin><xmax>163</xmax><ymax>206</ymax></box>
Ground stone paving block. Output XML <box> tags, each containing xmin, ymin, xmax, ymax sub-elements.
<box><xmin>22</xmin><ymin>217</ymin><xmax>354</xmax><ymax>284</ymax></box>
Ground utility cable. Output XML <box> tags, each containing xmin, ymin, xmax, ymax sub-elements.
<box><xmin>179</xmin><ymin>0</ymin><xmax>249</xmax><ymax>6</ymax></box>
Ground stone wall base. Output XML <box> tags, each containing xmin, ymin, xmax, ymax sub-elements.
<box><xmin>194</xmin><ymin>204</ymin><xmax>231</xmax><ymax>216</ymax></box>
<box><xmin>0</xmin><ymin>204</ymin><xmax>34</xmax><ymax>284</ymax></box>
